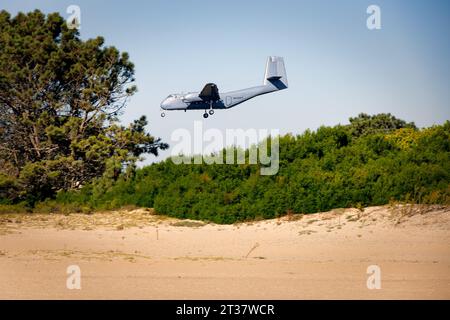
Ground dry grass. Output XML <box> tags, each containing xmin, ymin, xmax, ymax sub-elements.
<box><xmin>173</xmin><ymin>256</ymin><xmax>234</xmax><ymax>261</ymax></box>
<box><xmin>0</xmin><ymin>208</ymin><xmax>171</xmax><ymax>233</ymax></box>
<box><xmin>306</xmin><ymin>219</ymin><xmax>319</xmax><ymax>225</ymax></box>
<box><xmin>1</xmin><ymin>205</ymin><xmax>448</xmax><ymax>236</ymax></box>
<box><xmin>170</xmin><ymin>220</ymin><xmax>206</xmax><ymax>228</ymax></box>
<box><xmin>388</xmin><ymin>203</ymin><xmax>448</xmax><ymax>225</ymax></box>
<box><xmin>244</xmin><ymin>242</ymin><xmax>260</xmax><ymax>258</ymax></box>
<box><xmin>3</xmin><ymin>249</ymin><xmax>151</xmax><ymax>262</ymax></box>
<box><xmin>298</xmin><ymin>229</ymin><xmax>317</xmax><ymax>236</ymax></box>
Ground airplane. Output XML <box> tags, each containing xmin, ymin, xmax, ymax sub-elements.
<box><xmin>160</xmin><ymin>56</ymin><xmax>288</xmax><ymax>118</ymax></box>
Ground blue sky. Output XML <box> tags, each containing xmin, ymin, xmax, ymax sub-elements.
<box><xmin>2</xmin><ymin>0</ymin><xmax>450</xmax><ymax>164</ymax></box>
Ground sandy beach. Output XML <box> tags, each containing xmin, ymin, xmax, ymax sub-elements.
<box><xmin>0</xmin><ymin>205</ymin><xmax>449</xmax><ymax>299</ymax></box>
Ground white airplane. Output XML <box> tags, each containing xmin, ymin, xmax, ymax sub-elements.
<box><xmin>160</xmin><ymin>56</ymin><xmax>288</xmax><ymax>118</ymax></box>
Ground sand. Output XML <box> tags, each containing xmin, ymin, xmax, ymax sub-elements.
<box><xmin>0</xmin><ymin>205</ymin><xmax>449</xmax><ymax>299</ymax></box>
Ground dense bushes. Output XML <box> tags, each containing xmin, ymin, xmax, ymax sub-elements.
<box><xmin>30</xmin><ymin>114</ymin><xmax>449</xmax><ymax>224</ymax></box>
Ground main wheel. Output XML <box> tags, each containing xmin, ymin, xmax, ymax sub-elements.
<box><xmin>208</xmin><ymin>109</ymin><xmax>214</xmax><ymax>115</ymax></box>
<box><xmin>203</xmin><ymin>113</ymin><xmax>209</xmax><ymax>119</ymax></box>
<box><xmin>161</xmin><ymin>112</ymin><xmax>165</xmax><ymax>117</ymax></box>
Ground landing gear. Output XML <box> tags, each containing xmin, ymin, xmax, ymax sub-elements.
<box><xmin>203</xmin><ymin>101</ymin><xmax>214</xmax><ymax>118</ymax></box>
<box><xmin>161</xmin><ymin>112</ymin><xmax>165</xmax><ymax>117</ymax></box>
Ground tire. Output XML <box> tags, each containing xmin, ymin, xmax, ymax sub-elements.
<box><xmin>203</xmin><ymin>113</ymin><xmax>209</xmax><ymax>119</ymax></box>
<box><xmin>208</xmin><ymin>109</ymin><xmax>214</xmax><ymax>115</ymax></box>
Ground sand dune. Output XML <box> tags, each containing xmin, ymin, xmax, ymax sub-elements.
<box><xmin>0</xmin><ymin>205</ymin><xmax>449</xmax><ymax>299</ymax></box>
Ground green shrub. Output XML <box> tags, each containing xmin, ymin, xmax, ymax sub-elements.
<box><xmin>3</xmin><ymin>116</ymin><xmax>449</xmax><ymax>224</ymax></box>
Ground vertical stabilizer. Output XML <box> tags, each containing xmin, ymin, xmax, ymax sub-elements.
<box><xmin>264</xmin><ymin>56</ymin><xmax>288</xmax><ymax>89</ymax></box>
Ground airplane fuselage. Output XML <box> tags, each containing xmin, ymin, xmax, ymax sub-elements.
<box><xmin>159</xmin><ymin>56</ymin><xmax>288</xmax><ymax>118</ymax></box>
<box><xmin>160</xmin><ymin>84</ymin><xmax>280</xmax><ymax>111</ymax></box>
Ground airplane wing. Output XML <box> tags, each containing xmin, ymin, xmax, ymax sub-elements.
<box><xmin>199</xmin><ymin>83</ymin><xmax>220</xmax><ymax>101</ymax></box>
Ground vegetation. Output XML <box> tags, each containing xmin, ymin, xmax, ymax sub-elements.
<box><xmin>0</xmin><ymin>11</ymin><xmax>448</xmax><ymax>223</ymax></box>
<box><xmin>0</xmin><ymin>10</ymin><xmax>167</xmax><ymax>206</ymax></box>
<box><xmin>3</xmin><ymin>113</ymin><xmax>447</xmax><ymax>224</ymax></box>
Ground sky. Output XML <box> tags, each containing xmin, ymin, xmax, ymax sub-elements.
<box><xmin>2</xmin><ymin>0</ymin><xmax>450</xmax><ymax>164</ymax></box>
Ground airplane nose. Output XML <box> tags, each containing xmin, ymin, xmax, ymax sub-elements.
<box><xmin>160</xmin><ymin>99</ymin><xmax>169</xmax><ymax>110</ymax></box>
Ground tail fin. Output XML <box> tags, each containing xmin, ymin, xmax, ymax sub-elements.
<box><xmin>264</xmin><ymin>56</ymin><xmax>288</xmax><ymax>89</ymax></box>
